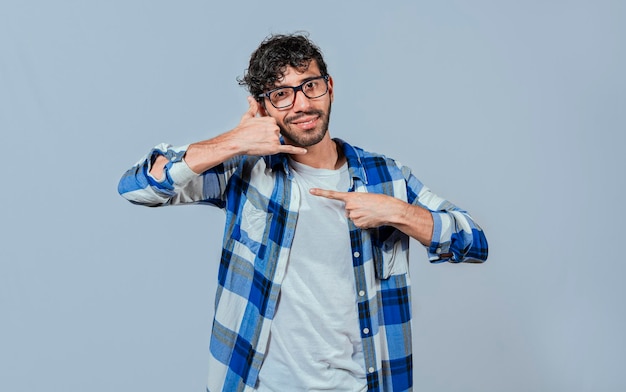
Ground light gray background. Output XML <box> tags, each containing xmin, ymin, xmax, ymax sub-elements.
<box><xmin>1</xmin><ymin>1</ymin><xmax>624</xmax><ymax>391</ymax></box>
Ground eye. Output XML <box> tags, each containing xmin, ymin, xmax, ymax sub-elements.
<box><xmin>303</xmin><ymin>81</ymin><xmax>317</xmax><ymax>91</ymax></box>
<box><xmin>271</xmin><ymin>89</ymin><xmax>289</xmax><ymax>99</ymax></box>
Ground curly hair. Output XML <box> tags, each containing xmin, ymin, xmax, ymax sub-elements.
<box><xmin>238</xmin><ymin>33</ymin><xmax>329</xmax><ymax>100</ymax></box>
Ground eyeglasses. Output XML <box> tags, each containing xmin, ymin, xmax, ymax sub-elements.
<box><xmin>258</xmin><ymin>75</ymin><xmax>330</xmax><ymax>109</ymax></box>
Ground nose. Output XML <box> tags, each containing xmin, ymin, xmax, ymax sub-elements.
<box><xmin>292</xmin><ymin>89</ymin><xmax>312</xmax><ymax>111</ymax></box>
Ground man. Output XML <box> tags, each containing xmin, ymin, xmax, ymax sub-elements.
<box><xmin>118</xmin><ymin>33</ymin><xmax>488</xmax><ymax>392</ymax></box>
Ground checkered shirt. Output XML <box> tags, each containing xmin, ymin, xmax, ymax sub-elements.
<box><xmin>118</xmin><ymin>138</ymin><xmax>488</xmax><ymax>391</ymax></box>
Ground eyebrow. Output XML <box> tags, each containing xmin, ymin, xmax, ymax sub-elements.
<box><xmin>273</xmin><ymin>75</ymin><xmax>323</xmax><ymax>89</ymax></box>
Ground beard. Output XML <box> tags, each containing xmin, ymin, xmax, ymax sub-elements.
<box><xmin>278</xmin><ymin>103</ymin><xmax>332</xmax><ymax>148</ymax></box>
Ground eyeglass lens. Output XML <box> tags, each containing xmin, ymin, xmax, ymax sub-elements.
<box><xmin>269</xmin><ymin>77</ymin><xmax>328</xmax><ymax>108</ymax></box>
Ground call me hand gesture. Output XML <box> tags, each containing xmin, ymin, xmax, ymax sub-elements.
<box><xmin>229</xmin><ymin>97</ymin><xmax>308</xmax><ymax>157</ymax></box>
<box><xmin>150</xmin><ymin>97</ymin><xmax>306</xmax><ymax>179</ymax></box>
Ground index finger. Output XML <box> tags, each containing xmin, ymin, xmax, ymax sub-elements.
<box><xmin>309</xmin><ymin>188</ymin><xmax>350</xmax><ymax>201</ymax></box>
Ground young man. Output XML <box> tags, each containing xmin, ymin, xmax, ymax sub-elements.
<box><xmin>118</xmin><ymin>33</ymin><xmax>488</xmax><ymax>392</ymax></box>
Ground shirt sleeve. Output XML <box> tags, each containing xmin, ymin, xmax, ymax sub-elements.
<box><xmin>117</xmin><ymin>143</ymin><xmax>237</xmax><ymax>208</ymax></box>
<box><xmin>401</xmin><ymin>165</ymin><xmax>488</xmax><ymax>264</ymax></box>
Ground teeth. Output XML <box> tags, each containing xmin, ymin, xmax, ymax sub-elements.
<box><xmin>292</xmin><ymin>117</ymin><xmax>317</xmax><ymax>126</ymax></box>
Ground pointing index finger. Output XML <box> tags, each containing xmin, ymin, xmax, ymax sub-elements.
<box><xmin>309</xmin><ymin>188</ymin><xmax>349</xmax><ymax>201</ymax></box>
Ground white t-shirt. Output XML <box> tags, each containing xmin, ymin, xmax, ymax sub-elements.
<box><xmin>255</xmin><ymin>159</ymin><xmax>367</xmax><ymax>392</ymax></box>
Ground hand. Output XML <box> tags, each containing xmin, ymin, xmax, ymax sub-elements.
<box><xmin>179</xmin><ymin>97</ymin><xmax>308</xmax><ymax>175</ymax></box>
<box><xmin>310</xmin><ymin>187</ymin><xmax>434</xmax><ymax>245</ymax></box>
<box><xmin>309</xmin><ymin>188</ymin><xmax>403</xmax><ymax>229</ymax></box>
<box><xmin>229</xmin><ymin>97</ymin><xmax>307</xmax><ymax>156</ymax></box>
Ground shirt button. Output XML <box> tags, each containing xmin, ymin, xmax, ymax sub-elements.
<box><xmin>353</xmin><ymin>251</ymin><xmax>360</xmax><ymax>258</ymax></box>
<box><xmin>363</xmin><ymin>328</ymin><xmax>370</xmax><ymax>335</ymax></box>
<box><xmin>358</xmin><ymin>290</ymin><xmax>366</xmax><ymax>297</ymax></box>
<box><xmin>368</xmin><ymin>367</ymin><xmax>375</xmax><ymax>373</ymax></box>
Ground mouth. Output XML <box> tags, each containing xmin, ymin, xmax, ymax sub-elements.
<box><xmin>292</xmin><ymin>117</ymin><xmax>318</xmax><ymax>130</ymax></box>
<box><xmin>288</xmin><ymin>112</ymin><xmax>322</xmax><ymax>130</ymax></box>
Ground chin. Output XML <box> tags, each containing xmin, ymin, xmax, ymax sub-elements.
<box><xmin>281</xmin><ymin>126</ymin><xmax>328</xmax><ymax>148</ymax></box>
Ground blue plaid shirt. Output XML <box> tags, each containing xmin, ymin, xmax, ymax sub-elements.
<box><xmin>118</xmin><ymin>138</ymin><xmax>488</xmax><ymax>391</ymax></box>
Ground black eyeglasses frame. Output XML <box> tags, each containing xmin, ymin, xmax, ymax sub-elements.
<box><xmin>257</xmin><ymin>75</ymin><xmax>330</xmax><ymax>109</ymax></box>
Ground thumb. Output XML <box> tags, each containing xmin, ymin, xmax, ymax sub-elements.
<box><xmin>242</xmin><ymin>96</ymin><xmax>259</xmax><ymax>120</ymax></box>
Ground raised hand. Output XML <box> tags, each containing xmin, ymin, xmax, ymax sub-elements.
<box><xmin>175</xmin><ymin>97</ymin><xmax>307</xmax><ymax>175</ymax></box>
<box><xmin>230</xmin><ymin>97</ymin><xmax>307</xmax><ymax>156</ymax></box>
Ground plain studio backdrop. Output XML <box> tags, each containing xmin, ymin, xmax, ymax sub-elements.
<box><xmin>1</xmin><ymin>1</ymin><xmax>624</xmax><ymax>391</ymax></box>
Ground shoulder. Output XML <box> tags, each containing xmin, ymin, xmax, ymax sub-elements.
<box><xmin>335</xmin><ymin>138</ymin><xmax>412</xmax><ymax>195</ymax></box>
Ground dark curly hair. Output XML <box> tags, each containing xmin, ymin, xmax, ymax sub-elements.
<box><xmin>238</xmin><ymin>33</ymin><xmax>329</xmax><ymax>100</ymax></box>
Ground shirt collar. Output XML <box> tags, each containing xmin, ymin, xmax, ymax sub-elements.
<box><xmin>336</xmin><ymin>138</ymin><xmax>368</xmax><ymax>185</ymax></box>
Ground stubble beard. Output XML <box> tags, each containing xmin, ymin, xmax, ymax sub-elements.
<box><xmin>279</xmin><ymin>103</ymin><xmax>332</xmax><ymax>148</ymax></box>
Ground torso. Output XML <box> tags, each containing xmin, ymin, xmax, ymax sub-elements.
<box><xmin>255</xmin><ymin>159</ymin><xmax>367</xmax><ymax>392</ymax></box>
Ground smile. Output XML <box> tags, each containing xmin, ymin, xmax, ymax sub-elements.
<box><xmin>291</xmin><ymin>115</ymin><xmax>319</xmax><ymax>129</ymax></box>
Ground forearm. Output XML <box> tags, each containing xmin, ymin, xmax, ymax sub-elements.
<box><xmin>118</xmin><ymin>143</ymin><xmax>216</xmax><ymax>207</ymax></box>
<box><xmin>381</xmin><ymin>195</ymin><xmax>487</xmax><ymax>263</ymax></box>
<box><xmin>150</xmin><ymin>133</ymin><xmax>242</xmax><ymax>180</ymax></box>
<box><xmin>385</xmin><ymin>199</ymin><xmax>434</xmax><ymax>247</ymax></box>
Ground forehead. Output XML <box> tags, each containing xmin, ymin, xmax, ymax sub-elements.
<box><xmin>274</xmin><ymin>60</ymin><xmax>322</xmax><ymax>87</ymax></box>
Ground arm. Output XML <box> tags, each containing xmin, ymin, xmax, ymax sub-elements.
<box><xmin>118</xmin><ymin>97</ymin><xmax>307</xmax><ymax>207</ymax></box>
<box><xmin>308</xmin><ymin>189</ymin><xmax>434</xmax><ymax>246</ymax></box>
<box><xmin>310</xmin><ymin>167</ymin><xmax>488</xmax><ymax>263</ymax></box>
<box><xmin>404</xmin><ymin>167</ymin><xmax>488</xmax><ymax>263</ymax></box>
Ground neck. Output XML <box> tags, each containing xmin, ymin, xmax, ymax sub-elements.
<box><xmin>289</xmin><ymin>135</ymin><xmax>345</xmax><ymax>170</ymax></box>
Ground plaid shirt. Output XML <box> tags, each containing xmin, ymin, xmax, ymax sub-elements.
<box><xmin>118</xmin><ymin>138</ymin><xmax>488</xmax><ymax>392</ymax></box>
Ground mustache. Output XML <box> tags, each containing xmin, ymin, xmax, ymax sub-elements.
<box><xmin>285</xmin><ymin>110</ymin><xmax>324</xmax><ymax>124</ymax></box>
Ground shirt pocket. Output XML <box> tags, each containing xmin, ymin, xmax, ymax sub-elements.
<box><xmin>371</xmin><ymin>227</ymin><xmax>410</xmax><ymax>280</ymax></box>
<box><xmin>230</xmin><ymin>201</ymin><xmax>273</xmax><ymax>258</ymax></box>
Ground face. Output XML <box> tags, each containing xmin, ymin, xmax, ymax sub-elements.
<box><xmin>260</xmin><ymin>60</ymin><xmax>334</xmax><ymax>148</ymax></box>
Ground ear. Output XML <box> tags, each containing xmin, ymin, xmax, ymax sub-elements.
<box><xmin>328</xmin><ymin>76</ymin><xmax>334</xmax><ymax>102</ymax></box>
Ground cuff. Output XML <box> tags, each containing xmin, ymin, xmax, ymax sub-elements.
<box><xmin>146</xmin><ymin>144</ymin><xmax>196</xmax><ymax>191</ymax></box>
<box><xmin>427</xmin><ymin>211</ymin><xmax>455</xmax><ymax>263</ymax></box>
